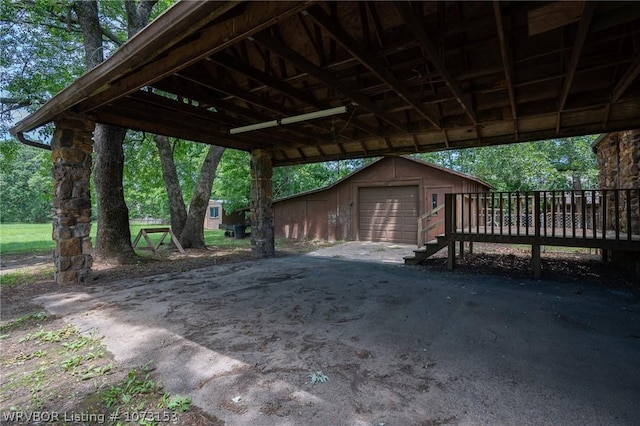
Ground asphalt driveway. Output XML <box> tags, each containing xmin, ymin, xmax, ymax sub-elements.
<box><xmin>38</xmin><ymin>242</ymin><xmax>640</xmax><ymax>425</ymax></box>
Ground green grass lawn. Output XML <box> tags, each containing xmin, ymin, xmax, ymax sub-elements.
<box><xmin>0</xmin><ymin>223</ymin><xmax>250</xmax><ymax>256</ymax></box>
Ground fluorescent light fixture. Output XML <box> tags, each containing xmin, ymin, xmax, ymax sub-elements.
<box><xmin>280</xmin><ymin>106</ymin><xmax>347</xmax><ymax>125</ymax></box>
<box><xmin>229</xmin><ymin>106</ymin><xmax>347</xmax><ymax>134</ymax></box>
<box><xmin>230</xmin><ymin>120</ymin><xmax>279</xmax><ymax>134</ymax></box>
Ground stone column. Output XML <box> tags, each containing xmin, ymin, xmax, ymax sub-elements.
<box><xmin>250</xmin><ymin>149</ymin><xmax>274</xmax><ymax>258</ymax></box>
<box><xmin>618</xmin><ymin>130</ymin><xmax>640</xmax><ymax>233</ymax></box>
<box><xmin>51</xmin><ymin>115</ymin><xmax>94</xmax><ymax>284</ymax></box>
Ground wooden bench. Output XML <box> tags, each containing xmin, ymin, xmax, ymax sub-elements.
<box><xmin>132</xmin><ymin>227</ymin><xmax>184</xmax><ymax>253</ymax></box>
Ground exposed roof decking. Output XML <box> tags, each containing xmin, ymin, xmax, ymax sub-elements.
<box><xmin>11</xmin><ymin>1</ymin><xmax>640</xmax><ymax>166</ymax></box>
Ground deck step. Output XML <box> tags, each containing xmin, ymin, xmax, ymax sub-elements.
<box><xmin>404</xmin><ymin>235</ymin><xmax>448</xmax><ymax>265</ymax></box>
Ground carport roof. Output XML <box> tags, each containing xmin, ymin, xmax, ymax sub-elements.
<box><xmin>10</xmin><ymin>1</ymin><xmax>640</xmax><ymax>167</ymax></box>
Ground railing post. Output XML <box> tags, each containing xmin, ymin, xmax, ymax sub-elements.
<box><xmin>533</xmin><ymin>192</ymin><xmax>541</xmax><ymax>278</ymax></box>
<box><xmin>615</xmin><ymin>188</ymin><xmax>620</xmax><ymax>240</ymax></box>
<box><xmin>445</xmin><ymin>194</ymin><xmax>455</xmax><ymax>270</ymax></box>
<box><xmin>602</xmin><ymin>189</ymin><xmax>607</xmax><ymax>239</ymax></box>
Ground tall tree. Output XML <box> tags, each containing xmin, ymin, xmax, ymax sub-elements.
<box><xmin>74</xmin><ymin>0</ymin><xmax>158</xmax><ymax>263</ymax></box>
<box><xmin>179</xmin><ymin>145</ymin><xmax>225</xmax><ymax>248</ymax></box>
<box><xmin>154</xmin><ymin>135</ymin><xmax>187</xmax><ymax>236</ymax></box>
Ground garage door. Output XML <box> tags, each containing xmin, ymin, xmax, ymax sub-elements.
<box><xmin>358</xmin><ymin>186</ymin><xmax>418</xmax><ymax>244</ymax></box>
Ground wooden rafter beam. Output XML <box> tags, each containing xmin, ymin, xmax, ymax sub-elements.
<box><xmin>304</xmin><ymin>5</ymin><xmax>441</xmax><ymax>130</ymax></box>
<box><xmin>558</xmin><ymin>2</ymin><xmax>596</xmax><ymax>112</ymax></box>
<box><xmin>211</xmin><ymin>53</ymin><xmax>324</xmax><ymax>109</ymax></box>
<box><xmin>152</xmin><ymin>76</ymin><xmax>263</xmax><ymax>121</ymax></box>
<box><xmin>253</xmin><ymin>33</ymin><xmax>409</xmax><ymax>134</ymax></box>
<box><xmin>612</xmin><ymin>54</ymin><xmax>640</xmax><ymax>102</ymax></box>
<box><xmin>395</xmin><ymin>1</ymin><xmax>477</xmax><ymax>126</ymax></box>
<box><xmin>175</xmin><ymin>68</ymin><xmax>339</xmax><ymax>144</ymax></box>
<box><xmin>179</xmin><ymin>65</ymin><xmax>299</xmax><ymax>117</ymax></box>
<box><xmin>126</xmin><ymin>91</ymin><xmax>301</xmax><ymax>147</ymax></box>
<box><xmin>74</xmin><ymin>1</ymin><xmax>311</xmax><ymax>114</ymax></box>
<box><xmin>493</xmin><ymin>1</ymin><xmax>518</xmax><ymax>140</ymax></box>
<box><xmin>94</xmin><ymin>108</ymin><xmax>264</xmax><ymax>152</ymax></box>
<box><xmin>210</xmin><ymin>53</ymin><xmax>374</xmax><ymax>137</ymax></box>
<box><xmin>154</xmin><ymin>75</ymin><xmax>362</xmax><ymax>148</ymax></box>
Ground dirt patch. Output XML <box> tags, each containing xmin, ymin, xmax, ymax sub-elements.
<box><xmin>1</xmin><ymin>240</ymin><xmax>639</xmax><ymax>425</ymax></box>
<box><xmin>0</xmin><ymin>239</ymin><xmax>333</xmax><ymax>425</ymax></box>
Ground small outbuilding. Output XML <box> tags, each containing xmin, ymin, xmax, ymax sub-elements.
<box><xmin>274</xmin><ymin>156</ymin><xmax>491</xmax><ymax>244</ymax></box>
<box><xmin>203</xmin><ymin>200</ymin><xmax>246</xmax><ymax>231</ymax></box>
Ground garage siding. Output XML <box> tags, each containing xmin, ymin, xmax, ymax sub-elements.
<box><xmin>358</xmin><ymin>186</ymin><xmax>418</xmax><ymax>244</ymax></box>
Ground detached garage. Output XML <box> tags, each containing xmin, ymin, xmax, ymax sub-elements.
<box><xmin>274</xmin><ymin>156</ymin><xmax>491</xmax><ymax>244</ymax></box>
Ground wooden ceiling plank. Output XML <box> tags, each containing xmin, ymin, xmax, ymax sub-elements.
<box><xmin>395</xmin><ymin>2</ymin><xmax>477</xmax><ymax>126</ymax></box>
<box><xmin>612</xmin><ymin>54</ymin><xmax>640</xmax><ymax>102</ymax></box>
<box><xmin>493</xmin><ymin>1</ymin><xmax>518</xmax><ymax>140</ymax></box>
<box><xmin>253</xmin><ymin>33</ymin><xmax>409</xmax><ymax>134</ymax></box>
<box><xmin>75</xmin><ymin>1</ymin><xmax>311</xmax><ymax>113</ymax></box>
<box><xmin>528</xmin><ymin>1</ymin><xmax>585</xmax><ymax>36</ymax></box>
<box><xmin>305</xmin><ymin>5</ymin><xmax>441</xmax><ymax>130</ymax></box>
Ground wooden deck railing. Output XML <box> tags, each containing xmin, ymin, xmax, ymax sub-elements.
<box><xmin>445</xmin><ymin>189</ymin><xmax>640</xmax><ymax>248</ymax></box>
<box><xmin>417</xmin><ymin>203</ymin><xmax>445</xmax><ymax>246</ymax></box>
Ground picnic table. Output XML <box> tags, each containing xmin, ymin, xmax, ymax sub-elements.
<box><xmin>132</xmin><ymin>227</ymin><xmax>185</xmax><ymax>253</ymax></box>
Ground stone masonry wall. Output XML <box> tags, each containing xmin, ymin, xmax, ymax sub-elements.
<box><xmin>250</xmin><ymin>149</ymin><xmax>275</xmax><ymax>258</ymax></box>
<box><xmin>51</xmin><ymin>115</ymin><xmax>94</xmax><ymax>285</ymax></box>
<box><xmin>595</xmin><ymin>130</ymin><xmax>640</xmax><ymax>233</ymax></box>
<box><xmin>594</xmin><ymin>129</ymin><xmax>640</xmax><ymax>278</ymax></box>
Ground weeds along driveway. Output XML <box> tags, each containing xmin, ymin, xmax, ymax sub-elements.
<box><xmin>37</xmin><ymin>243</ymin><xmax>640</xmax><ymax>426</ymax></box>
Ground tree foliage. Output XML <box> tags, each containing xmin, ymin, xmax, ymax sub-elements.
<box><xmin>0</xmin><ymin>140</ymin><xmax>51</xmax><ymax>223</ymax></box>
<box><xmin>416</xmin><ymin>136</ymin><xmax>599</xmax><ymax>191</ymax></box>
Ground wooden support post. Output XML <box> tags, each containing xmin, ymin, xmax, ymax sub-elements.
<box><xmin>250</xmin><ymin>149</ymin><xmax>274</xmax><ymax>258</ymax></box>
<box><xmin>447</xmin><ymin>241</ymin><xmax>456</xmax><ymax>270</ymax></box>
<box><xmin>532</xmin><ymin>191</ymin><xmax>542</xmax><ymax>278</ymax></box>
<box><xmin>532</xmin><ymin>243</ymin><xmax>541</xmax><ymax>278</ymax></box>
<box><xmin>468</xmin><ymin>241</ymin><xmax>473</xmax><ymax>254</ymax></box>
<box><xmin>445</xmin><ymin>193</ymin><xmax>456</xmax><ymax>271</ymax></box>
<box><xmin>459</xmin><ymin>240</ymin><xmax>465</xmax><ymax>259</ymax></box>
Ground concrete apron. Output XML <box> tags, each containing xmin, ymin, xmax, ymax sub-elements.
<box><xmin>37</xmin><ymin>242</ymin><xmax>640</xmax><ymax>425</ymax></box>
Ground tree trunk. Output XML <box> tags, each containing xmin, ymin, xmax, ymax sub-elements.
<box><xmin>93</xmin><ymin>124</ymin><xmax>136</xmax><ymax>262</ymax></box>
<box><xmin>154</xmin><ymin>135</ymin><xmax>187</xmax><ymax>236</ymax></box>
<box><xmin>179</xmin><ymin>146</ymin><xmax>225</xmax><ymax>248</ymax></box>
